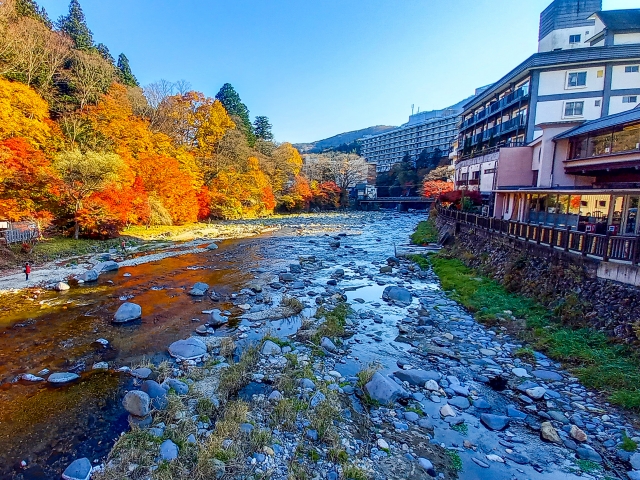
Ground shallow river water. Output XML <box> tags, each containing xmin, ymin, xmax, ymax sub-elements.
<box><xmin>0</xmin><ymin>212</ymin><xmax>421</xmax><ymax>479</ymax></box>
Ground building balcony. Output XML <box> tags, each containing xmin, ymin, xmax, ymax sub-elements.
<box><xmin>461</xmin><ymin>86</ymin><xmax>530</xmax><ymax>130</ymax></box>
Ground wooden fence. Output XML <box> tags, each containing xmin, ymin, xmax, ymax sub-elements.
<box><xmin>438</xmin><ymin>206</ymin><xmax>640</xmax><ymax>265</ymax></box>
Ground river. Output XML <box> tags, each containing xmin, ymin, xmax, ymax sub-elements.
<box><xmin>0</xmin><ymin>211</ymin><xmax>420</xmax><ymax>479</ymax></box>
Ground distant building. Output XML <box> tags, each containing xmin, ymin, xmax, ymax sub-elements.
<box><xmin>360</xmin><ymin>98</ymin><xmax>471</xmax><ymax>173</ymax></box>
<box><xmin>455</xmin><ymin>0</ymin><xmax>640</xmax><ymax>202</ymax></box>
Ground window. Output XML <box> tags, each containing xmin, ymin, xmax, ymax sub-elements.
<box><xmin>564</xmin><ymin>101</ymin><xmax>584</xmax><ymax>117</ymax></box>
<box><xmin>567</xmin><ymin>71</ymin><xmax>587</xmax><ymax>88</ymax></box>
<box><xmin>623</xmin><ymin>96</ymin><xmax>638</xmax><ymax>104</ymax></box>
<box><xmin>484</xmin><ymin>168</ymin><xmax>496</xmax><ymax>174</ymax></box>
<box><xmin>569</xmin><ymin>34</ymin><xmax>581</xmax><ymax>44</ymax></box>
<box><xmin>595</xmin><ymin>100</ymin><xmax>601</xmax><ymax>107</ymax></box>
<box><xmin>625</xmin><ymin>66</ymin><xmax>640</xmax><ymax>73</ymax></box>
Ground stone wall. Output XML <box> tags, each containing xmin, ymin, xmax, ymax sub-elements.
<box><xmin>435</xmin><ymin>214</ymin><xmax>640</xmax><ymax>344</ymax></box>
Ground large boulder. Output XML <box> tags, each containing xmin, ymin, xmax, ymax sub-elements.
<box><xmin>81</xmin><ymin>269</ymin><xmax>98</xmax><ymax>282</ymax></box>
<box><xmin>382</xmin><ymin>286</ymin><xmax>412</xmax><ymax>304</ymax></box>
<box><xmin>168</xmin><ymin>337</ymin><xmax>207</xmax><ymax>360</ymax></box>
<box><xmin>480</xmin><ymin>414</ymin><xmax>510</xmax><ymax>431</ymax></box>
<box><xmin>54</xmin><ymin>282</ymin><xmax>70</xmax><ymax>291</ymax></box>
<box><xmin>142</xmin><ymin>380</ymin><xmax>168</xmax><ymax>410</ymax></box>
<box><xmin>122</xmin><ymin>390</ymin><xmax>151</xmax><ymax>417</ymax></box>
<box><xmin>394</xmin><ymin>369</ymin><xmax>441</xmax><ymax>386</ymax></box>
<box><xmin>113</xmin><ymin>302</ymin><xmax>142</xmax><ymax>323</ymax></box>
<box><xmin>261</xmin><ymin>340</ymin><xmax>282</xmax><ymax>356</ymax></box>
<box><xmin>364</xmin><ymin>372</ymin><xmax>409</xmax><ymax>404</ymax></box>
<box><xmin>189</xmin><ymin>282</ymin><xmax>209</xmax><ymax>296</ymax></box>
<box><xmin>62</xmin><ymin>458</ymin><xmax>92</xmax><ymax>480</ymax></box>
<box><xmin>99</xmin><ymin>261</ymin><xmax>119</xmax><ymax>272</ymax></box>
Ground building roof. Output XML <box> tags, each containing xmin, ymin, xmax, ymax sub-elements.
<box><xmin>554</xmin><ymin>106</ymin><xmax>640</xmax><ymax>139</ymax></box>
<box><xmin>462</xmin><ymin>44</ymin><xmax>640</xmax><ymax>112</ymax></box>
<box><xmin>595</xmin><ymin>9</ymin><xmax>640</xmax><ymax>32</ymax></box>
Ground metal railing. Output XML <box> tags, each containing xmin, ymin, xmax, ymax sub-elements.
<box><xmin>438</xmin><ymin>206</ymin><xmax>640</xmax><ymax>264</ymax></box>
<box><xmin>0</xmin><ymin>222</ymin><xmax>39</xmax><ymax>244</ymax></box>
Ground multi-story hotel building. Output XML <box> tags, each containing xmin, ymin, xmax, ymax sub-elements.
<box><xmin>361</xmin><ymin>98</ymin><xmax>469</xmax><ymax>173</ymax></box>
<box><xmin>452</xmin><ymin>0</ymin><xmax>640</xmax><ymax>235</ymax></box>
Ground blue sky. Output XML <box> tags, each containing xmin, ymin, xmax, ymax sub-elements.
<box><xmin>38</xmin><ymin>0</ymin><xmax>638</xmax><ymax>144</ymax></box>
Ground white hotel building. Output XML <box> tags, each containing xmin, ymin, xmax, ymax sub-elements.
<box><xmin>360</xmin><ymin>99</ymin><xmax>469</xmax><ymax>173</ymax></box>
<box><xmin>453</xmin><ymin>0</ymin><xmax>640</xmax><ymax>229</ymax></box>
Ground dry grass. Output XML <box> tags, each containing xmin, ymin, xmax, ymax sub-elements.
<box><xmin>216</xmin><ymin>345</ymin><xmax>259</xmax><ymax>402</ymax></box>
<box><xmin>281</xmin><ymin>296</ymin><xmax>304</xmax><ymax>314</ymax></box>
<box><xmin>219</xmin><ymin>337</ymin><xmax>236</xmax><ymax>359</ymax></box>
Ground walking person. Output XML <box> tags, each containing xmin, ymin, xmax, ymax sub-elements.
<box><xmin>24</xmin><ymin>262</ymin><xmax>31</xmax><ymax>281</ymax></box>
<box><xmin>121</xmin><ymin>239</ymin><xmax>127</xmax><ymax>256</ymax></box>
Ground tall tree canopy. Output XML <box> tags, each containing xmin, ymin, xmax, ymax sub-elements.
<box><xmin>253</xmin><ymin>116</ymin><xmax>273</xmax><ymax>141</ymax></box>
<box><xmin>56</xmin><ymin>0</ymin><xmax>93</xmax><ymax>50</ymax></box>
<box><xmin>215</xmin><ymin>83</ymin><xmax>254</xmax><ymax>145</ymax></box>
<box><xmin>117</xmin><ymin>53</ymin><xmax>138</xmax><ymax>87</ymax></box>
<box><xmin>15</xmin><ymin>0</ymin><xmax>50</xmax><ymax>26</ymax></box>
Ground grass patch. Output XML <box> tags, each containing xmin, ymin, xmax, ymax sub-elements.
<box><xmin>450</xmin><ymin>422</ymin><xmax>468</xmax><ymax>435</ymax></box>
<box><xmin>282</xmin><ymin>296</ymin><xmax>304</xmax><ymax>314</ymax></box>
<box><xmin>216</xmin><ymin>345</ymin><xmax>259</xmax><ymax>402</ymax></box>
<box><xmin>312</xmin><ymin>302</ymin><xmax>351</xmax><ymax>344</ymax></box>
<box><xmin>576</xmin><ymin>459</ymin><xmax>602</xmax><ymax>473</ymax></box>
<box><xmin>447</xmin><ymin>450</ymin><xmax>463</xmax><ymax>472</ymax></box>
<box><xmin>410</xmin><ymin>218</ymin><xmax>439</xmax><ymax>245</ymax></box>
<box><xmin>342</xmin><ymin>465</ymin><xmax>369</xmax><ymax>480</ymax></box>
<box><xmin>417</xmin><ymin>253</ymin><xmax>640</xmax><ymax>411</ymax></box>
<box><xmin>514</xmin><ymin>347</ymin><xmax>536</xmax><ymax>363</ymax></box>
<box><xmin>356</xmin><ymin>363</ymin><xmax>381</xmax><ymax>407</ymax></box>
<box><xmin>621</xmin><ymin>431</ymin><xmax>638</xmax><ymax>452</ymax></box>
<box><xmin>328</xmin><ymin>448</ymin><xmax>349</xmax><ymax>464</ymax></box>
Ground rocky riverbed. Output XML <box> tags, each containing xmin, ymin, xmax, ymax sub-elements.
<box><xmin>4</xmin><ymin>211</ymin><xmax>640</xmax><ymax>480</ymax></box>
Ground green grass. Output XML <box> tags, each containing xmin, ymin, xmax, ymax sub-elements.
<box><xmin>342</xmin><ymin>465</ymin><xmax>369</xmax><ymax>480</ymax></box>
<box><xmin>451</xmin><ymin>422</ymin><xmax>468</xmax><ymax>435</ymax></box>
<box><xmin>410</xmin><ymin>218</ymin><xmax>439</xmax><ymax>245</ymax></box>
<box><xmin>576</xmin><ymin>459</ymin><xmax>602</xmax><ymax>473</ymax></box>
<box><xmin>313</xmin><ymin>303</ymin><xmax>351</xmax><ymax>344</ymax></box>
<box><xmin>447</xmin><ymin>450</ymin><xmax>463</xmax><ymax>472</ymax></box>
<box><xmin>620</xmin><ymin>431</ymin><xmax>638</xmax><ymax>452</ymax></box>
<box><xmin>414</xmin><ymin>253</ymin><xmax>640</xmax><ymax>411</ymax></box>
<box><xmin>514</xmin><ymin>347</ymin><xmax>536</xmax><ymax>362</ymax></box>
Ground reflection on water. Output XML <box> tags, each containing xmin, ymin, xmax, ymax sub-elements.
<box><xmin>0</xmin><ymin>238</ymin><xmax>254</xmax><ymax>479</ymax></box>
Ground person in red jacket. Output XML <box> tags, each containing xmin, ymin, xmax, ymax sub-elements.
<box><xmin>24</xmin><ymin>262</ymin><xmax>31</xmax><ymax>281</ymax></box>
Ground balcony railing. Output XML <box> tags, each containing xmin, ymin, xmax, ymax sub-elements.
<box><xmin>461</xmin><ymin>86</ymin><xmax>530</xmax><ymax>130</ymax></box>
<box><xmin>438</xmin><ymin>205</ymin><xmax>640</xmax><ymax>264</ymax></box>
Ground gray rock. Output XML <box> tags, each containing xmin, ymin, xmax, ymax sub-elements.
<box><xmin>209</xmin><ymin>309</ymin><xmax>228</xmax><ymax>326</ymax></box>
<box><xmin>531</xmin><ymin>370</ymin><xmax>562</xmax><ymax>381</ymax></box>
<box><xmin>113</xmin><ymin>302</ymin><xmax>142</xmax><ymax>323</ymax></box>
<box><xmin>131</xmin><ymin>367</ymin><xmax>151</xmax><ymax>379</ymax></box>
<box><xmin>310</xmin><ymin>391</ymin><xmax>326</xmax><ymax>407</ymax></box>
<box><xmin>387</xmin><ymin>256</ymin><xmax>401</xmax><ymax>266</ymax></box>
<box><xmin>507</xmin><ymin>405</ymin><xmax>528</xmax><ymax>419</ymax></box>
<box><xmin>54</xmin><ymin>282</ymin><xmax>70</xmax><ymax>291</ymax></box>
<box><xmin>417</xmin><ymin>457</ymin><xmax>436</xmax><ymax>476</ymax></box>
<box><xmin>394</xmin><ymin>369</ymin><xmax>440</xmax><ymax>386</ymax></box>
<box><xmin>142</xmin><ymin>380</ymin><xmax>168</xmax><ymax>410</ymax></box>
<box><xmin>240</xmin><ymin>423</ymin><xmax>254</xmax><ymax>434</ymax></box>
<box><xmin>261</xmin><ymin>340</ymin><xmax>282</xmax><ymax>356</ymax></box>
<box><xmin>451</xmin><ymin>384</ymin><xmax>469</xmax><ymax>396</ymax></box>
<box><xmin>631</xmin><ymin>453</ymin><xmax>640</xmax><ymax>470</ymax></box>
<box><xmin>449</xmin><ymin>397</ymin><xmax>470</xmax><ymax>409</ymax></box>
<box><xmin>382</xmin><ymin>286</ymin><xmax>412</xmax><ymax>304</ymax></box>
<box><xmin>168</xmin><ymin>338</ymin><xmax>207</xmax><ymax>360</ymax></box>
<box><xmin>62</xmin><ymin>458</ymin><xmax>92</xmax><ymax>480</ymax></box>
<box><xmin>321</xmin><ymin>337</ymin><xmax>337</xmax><ymax>352</ymax></box>
<box><xmin>160</xmin><ymin>439</ymin><xmax>179</xmax><ymax>461</ymax></box>
<box><xmin>472</xmin><ymin>398</ymin><xmax>491</xmax><ymax>410</ymax></box>
<box><xmin>207</xmin><ymin>243</ymin><xmax>218</xmax><ymax>250</ymax></box>
<box><xmin>306</xmin><ymin>429</ymin><xmax>318</xmax><ymax>441</ymax></box>
<box><xmin>365</xmin><ymin>372</ymin><xmax>409</xmax><ymax>404</ymax></box>
<box><xmin>268</xmin><ymin>390</ymin><xmax>283</xmax><ymax>402</ymax></box>
<box><xmin>480</xmin><ymin>414</ymin><xmax>510</xmax><ymax>431</ymax></box>
<box><xmin>122</xmin><ymin>390</ymin><xmax>151</xmax><ymax>417</ymax></box>
<box><xmin>505</xmin><ymin>452</ymin><xmax>529</xmax><ymax>465</ymax></box>
<box><xmin>128</xmin><ymin>414</ymin><xmax>152</xmax><ymax>428</ymax></box>
<box><xmin>629</xmin><ymin>471</ymin><xmax>640</xmax><ymax>480</ymax></box>
<box><xmin>300</xmin><ymin>378</ymin><xmax>316</xmax><ymax>390</ymax></box>
<box><xmin>526</xmin><ymin>387</ymin><xmax>546</xmax><ymax>400</ymax></box>
<box><xmin>163</xmin><ymin>378</ymin><xmax>189</xmax><ymax>395</ymax></box>
<box><xmin>187</xmin><ymin>434</ymin><xmax>196</xmax><ymax>444</ymax></box>
<box><xmin>540</xmin><ymin>421</ymin><xmax>562</xmax><ymax>444</ymax></box>
<box><xmin>576</xmin><ymin>446</ymin><xmax>603</xmax><ymax>463</ymax></box>
<box><xmin>189</xmin><ymin>282</ymin><xmax>209</xmax><ymax>296</ymax></box>
<box><xmin>48</xmin><ymin>372</ymin><xmax>80</xmax><ymax>384</ymax></box>
<box><xmin>279</xmin><ymin>273</ymin><xmax>294</xmax><ymax>282</ymax></box>
<box><xmin>100</xmin><ymin>261</ymin><xmax>119</xmax><ymax>272</ymax></box>
<box><xmin>81</xmin><ymin>269</ymin><xmax>98</xmax><ymax>282</ymax></box>
<box><xmin>404</xmin><ymin>411</ymin><xmax>420</xmax><ymax>422</ymax></box>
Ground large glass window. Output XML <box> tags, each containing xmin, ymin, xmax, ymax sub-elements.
<box><xmin>567</xmin><ymin>71</ymin><xmax>587</xmax><ymax>88</ymax></box>
<box><xmin>613</xmin><ymin>124</ymin><xmax>640</xmax><ymax>153</ymax></box>
<box><xmin>625</xmin><ymin>197</ymin><xmax>639</xmax><ymax>235</ymax></box>
<box><xmin>564</xmin><ymin>101</ymin><xmax>584</xmax><ymax>117</ymax></box>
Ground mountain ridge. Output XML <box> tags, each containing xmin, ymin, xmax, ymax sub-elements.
<box><xmin>294</xmin><ymin>125</ymin><xmax>397</xmax><ymax>154</ymax></box>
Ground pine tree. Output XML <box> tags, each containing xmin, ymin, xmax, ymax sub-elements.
<box><xmin>253</xmin><ymin>116</ymin><xmax>273</xmax><ymax>141</ymax></box>
<box><xmin>15</xmin><ymin>0</ymin><xmax>51</xmax><ymax>27</ymax></box>
<box><xmin>117</xmin><ymin>53</ymin><xmax>138</xmax><ymax>87</ymax></box>
<box><xmin>96</xmin><ymin>43</ymin><xmax>114</xmax><ymax>64</ymax></box>
<box><xmin>56</xmin><ymin>0</ymin><xmax>93</xmax><ymax>50</ymax></box>
<box><xmin>215</xmin><ymin>83</ymin><xmax>255</xmax><ymax>145</ymax></box>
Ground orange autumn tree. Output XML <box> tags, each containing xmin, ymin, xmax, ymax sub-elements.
<box><xmin>279</xmin><ymin>175</ymin><xmax>313</xmax><ymax>211</ymax></box>
<box><xmin>422</xmin><ymin>180</ymin><xmax>454</xmax><ymax>199</ymax></box>
<box><xmin>0</xmin><ymin>137</ymin><xmax>60</xmax><ymax>225</ymax></box>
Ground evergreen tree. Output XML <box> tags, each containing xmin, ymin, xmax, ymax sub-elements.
<box><xmin>215</xmin><ymin>83</ymin><xmax>255</xmax><ymax>145</ymax></box>
<box><xmin>253</xmin><ymin>116</ymin><xmax>273</xmax><ymax>141</ymax></box>
<box><xmin>117</xmin><ymin>53</ymin><xmax>138</xmax><ymax>87</ymax></box>
<box><xmin>15</xmin><ymin>0</ymin><xmax>51</xmax><ymax>27</ymax></box>
<box><xmin>96</xmin><ymin>43</ymin><xmax>114</xmax><ymax>64</ymax></box>
<box><xmin>56</xmin><ymin>0</ymin><xmax>93</xmax><ymax>50</ymax></box>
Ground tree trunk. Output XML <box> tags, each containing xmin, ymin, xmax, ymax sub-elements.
<box><xmin>74</xmin><ymin>199</ymin><xmax>81</xmax><ymax>240</ymax></box>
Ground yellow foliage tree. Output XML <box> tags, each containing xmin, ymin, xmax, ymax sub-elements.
<box><xmin>0</xmin><ymin>77</ymin><xmax>60</xmax><ymax>150</ymax></box>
